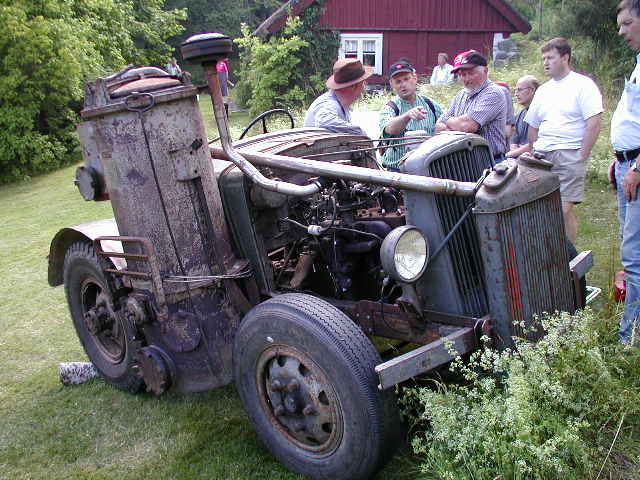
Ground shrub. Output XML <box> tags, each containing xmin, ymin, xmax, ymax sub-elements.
<box><xmin>402</xmin><ymin>309</ymin><xmax>640</xmax><ymax>479</ymax></box>
<box><xmin>0</xmin><ymin>0</ymin><xmax>185</xmax><ymax>184</ymax></box>
<box><xmin>235</xmin><ymin>1</ymin><xmax>339</xmax><ymax>116</ymax></box>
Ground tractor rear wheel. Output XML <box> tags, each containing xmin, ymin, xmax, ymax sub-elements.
<box><xmin>63</xmin><ymin>241</ymin><xmax>144</xmax><ymax>393</ymax></box>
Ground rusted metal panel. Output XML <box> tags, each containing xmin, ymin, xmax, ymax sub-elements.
<box><xmin>375</xmin><ymin>326</ymin><xmax>477</xmax><ymax>390</ymax></box>
<box><xmin>78</xmin><ymin>79</ymin><xmax>244</xmax><ymax>392</ymax></box>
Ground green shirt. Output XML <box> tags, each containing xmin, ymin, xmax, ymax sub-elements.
<box><xmin>378</xmin><ymin>95</ymin><xmax>442</xmax><ymax>169</ymax></box>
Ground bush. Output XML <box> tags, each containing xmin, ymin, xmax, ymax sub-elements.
<box><xmin>0</xmin><ymin>1</ymin><xmax>185</xmax><ymax>184</ymax></box>
<box><xmin>235</xmin><ymin>2</ymin><xmax>339</xmax><ymax>116</ymax></box>
<box><xmin>402</xmin><ymin>309</ymin><xmax>640</xmax><ymax>479</ymax></box>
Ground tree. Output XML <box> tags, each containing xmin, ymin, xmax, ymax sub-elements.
<box><xmin>235</xmin><ymin>1</ymin><xmax>339</xmax><ymax>115</ymax></box>
<box><xmin>545</xmin><ymin>0</ymin><xmax>633</xmax><ymax>84</ymax></box>
<box><xmin>0</xmin><ymin>0</ymin><xmax>185</xmax><ymax>183</ymax></box>
<box><xmin>163</xmin><ymin>0</ymin><xmax>284</xmax><ymax>82</ymax></box>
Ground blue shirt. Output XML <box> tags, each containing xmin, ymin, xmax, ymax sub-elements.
<box><xmin>304</xmin><ymin>91</ymin><xmax>368</xmax><ymax>136</ymax></box>
<box><xmin>611</xmin><ymin>53</ymin><xmax>640</xmax><ymax>151</ymax></box>
<box><xmin>512</xmin><ymin>107</ymin><xmax>529</xmax><ymax>145</ymax></box>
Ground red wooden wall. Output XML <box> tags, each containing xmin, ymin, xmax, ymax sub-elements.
<box><xmin>267</xmin><ymin>0</ymin><xmax>530</xmax><ymax>81</ymax></box>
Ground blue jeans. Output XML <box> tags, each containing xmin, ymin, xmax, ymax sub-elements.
<box><xmin>615</xmin><ymin>160</ymin><xmax>640</xmax><ymax>344</ymax></box>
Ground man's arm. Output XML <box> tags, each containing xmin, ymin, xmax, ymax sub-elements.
<box><xmin>525</xmin><ymin>125</ymin><xmax>539</xmax><ymax>152</ymax></box>
<box><xmin>506</xmin><ymin>142</ymin><xmax>532</xmax><ymax>158</ymax></box>
<box><xmin>445</xmin><ymin>115</ymin><xmax>480</xmax><ymax>133</ymax></box>
<box><xmin>384</xmin><ymin>107</ymin><xmax>427</xmax><ymax>135</ymax></box>
<box><xmin>624</xmin><ymin>156</ymin><xmax>640</xmax><ymax>201</ymax></box>
<box><xmin>435</xmin><ymin>121</ymin><xmax>449</xmax><ymax>133</ymax></box>
<box><xmin>579</xmin><ymin>113</ymin><xmax>603</xmax><ymax>161</ymax></box>
<box><xmin>314</xmin><ymin>105</ymin><xmax>368</xmax><ymax>137</ymax></box>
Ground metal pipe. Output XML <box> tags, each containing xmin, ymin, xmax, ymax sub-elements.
<box><xmin>203</xmin><ymin>63</ymin><xmax>322</xmax><ymax>197</ymax></box>
<box><xmin>210</xmin><ymin>146</ymin><xmax>477</xmax><ymax>197</ymax></box>
<box><xmin>302</xmin><ymin>140</ymin><xmax>427</xmax><ymax>158</ymax></box>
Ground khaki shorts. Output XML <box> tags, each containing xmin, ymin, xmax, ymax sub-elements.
<box><xmin>543</xmin><ymin>149</ymin><xmax>586</xmax><ymax>203</ymax></box>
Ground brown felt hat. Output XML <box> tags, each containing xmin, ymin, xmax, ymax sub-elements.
<box><xmin>326</xmin><ymin>58</ymin><xmax>373</xmax><ymax>89</ymax></box>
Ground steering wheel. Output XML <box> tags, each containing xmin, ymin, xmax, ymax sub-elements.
<box><xmin>239</xmin><ymin>108</ymin><xmax>295</xmax><ymax>140</ymax></box>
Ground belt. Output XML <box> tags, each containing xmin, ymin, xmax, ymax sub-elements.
<box><xmin>615</xmin><ymin>147</ymin><xmax>640</xmax><ymax>162</ymax></box>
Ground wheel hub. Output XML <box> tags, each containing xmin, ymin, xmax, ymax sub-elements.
<box><xmin>81</xmin><ymin>285</ymin><xmax>125</xmax><ymax>364</ymax></box>
<box><xmin>257</xmin><ymin>345</ymin><xmax>343</xmax><ymax>455</ymax></box>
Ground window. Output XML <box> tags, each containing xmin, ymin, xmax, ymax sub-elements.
<box><xmin>339</xmin><ymin>33</ymin><xmax>383</xmax><ymax>75</ymax></box>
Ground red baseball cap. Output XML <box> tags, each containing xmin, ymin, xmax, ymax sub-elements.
<box><xmin>451</xmin><ymin>50</ymin><xmax>488</xmax><ymax>73</ymax></box>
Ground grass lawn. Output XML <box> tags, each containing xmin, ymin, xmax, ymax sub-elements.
<box><xmin>0</xmin><ymin>44</ymin><xmax>631</xmax><ymax>477</ymax></box>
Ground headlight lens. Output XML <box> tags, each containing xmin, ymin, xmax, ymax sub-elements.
<box><xmin>380</xmin><ymin>226</ymin><xmax>429</xmax><ymax>283</ymax></box>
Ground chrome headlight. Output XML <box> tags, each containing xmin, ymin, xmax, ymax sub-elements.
<box><xmin>380</xmin><ymin>226</ymin><xmax>429</xmax><ymax>283</ymax></box>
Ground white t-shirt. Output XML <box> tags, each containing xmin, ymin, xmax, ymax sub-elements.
<box><xmin>524</xmin><ymin>71</ymin><xmax>603</xmax><ymax>151</ymax></box>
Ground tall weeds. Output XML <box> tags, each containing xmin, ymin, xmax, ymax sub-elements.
<box><xmin>402</xmin><ymin>310</ymin><xmax>640</xmax><ymax>479</ymax></box>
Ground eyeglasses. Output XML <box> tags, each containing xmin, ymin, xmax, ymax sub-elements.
<box><xmin>514</xmin><ymin>86</ymin><xmax>533</xmax><ymax>93</ymax></box>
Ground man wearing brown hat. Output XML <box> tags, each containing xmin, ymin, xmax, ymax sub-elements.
<box><xmin>304</xmin><ymin>58</ymin><xmax>372</xmax><ymax>136</ymax></box>
<box><xmin>435</xmin><ymin>50</ymin><xmax>507</xmax><ymax>162</ymax></box>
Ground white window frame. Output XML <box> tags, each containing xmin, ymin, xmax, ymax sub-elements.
<box><xmin>339</xmin><ymin>33</ymin><xmax>383</xmax><ymax>75</ymax></box>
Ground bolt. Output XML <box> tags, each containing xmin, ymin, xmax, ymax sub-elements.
<box><xmin>286</xmin><ymin>379</ymin><xmax>300</xmax><ymax>392</ymax></box>
<box><xmin>274</xmin><ymin>405</ymin><xmax>285</xmax><ymax>417</ymax></box>
<box><xmin>303</xmin><ymin>404</ymin><xmax>316</xmax><ymax>416</ymax></box>
<box><xmin>270</xmin><ymin>379</ymin><xmax>283</xmax><ymax>391</ymax></box>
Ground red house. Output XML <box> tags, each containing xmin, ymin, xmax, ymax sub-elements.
<box><xmin>254</xmin><ymin>0</ymin><xmax>531</xmax><ymax>82</ymax></box>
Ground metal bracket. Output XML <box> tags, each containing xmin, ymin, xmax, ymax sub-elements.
<box><xmin>374</xmin><ymin>326</ymin><xmax>477</xmax><ymax>390</ymax></box>
<box><xmin>94</xmin><ymin>236</ymin><xmax>168</xmax><ymax>323</ymax></box>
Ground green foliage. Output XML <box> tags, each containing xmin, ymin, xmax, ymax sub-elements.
<box><xmin>528</xmin><ymin>0</ymin><xmax>635</xmax><ymax>84</ymax></box>
<box><xmin>402</xmin><ymin>309</ymin><xmax>640</xmax><ymax>479</ymax></box>
<box><xmin>0</xmin><ymin>0</ymin><xmax>185</xmax><ymax>184</ymax></box>
<box><xmin>235</xmin><ymin>18</ymin><xmax>308</xmax><ymax>115</ymax></box>
<box><xmin>163</xmin><ymin>0</ymin><xmax>283</xmax><ymax>83</ymax></box>
<box><xmin>235</xmin><ymin>2</ymin><xmax>339</xmax><ymax>116</ymax></box>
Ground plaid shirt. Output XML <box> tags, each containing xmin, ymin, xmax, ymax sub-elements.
<box><xmin>379</xmin><ymin>95</ymin><xmax>442</xmax><ymax>168</ymax></box>
<box><xmin>438</xmin><ymin>80</ymin><xmax>507</xmax><ymax>156</ymax></box>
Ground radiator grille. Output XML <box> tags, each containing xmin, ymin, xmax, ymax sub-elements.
<box><xmin>428</xmin><ymin>146</ymin><xmax>493</xmax><ymax>317</ymax></box>
<box><xmin>496</xmin><ymin>189</ymin><xmax>573</xmax><ymax>340</ymax></box>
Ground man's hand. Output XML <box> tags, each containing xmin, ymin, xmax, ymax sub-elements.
<box><xmin>405</xmin><ymin>106</ymin><xmax>427</xmax><ymax>121</ymax></box>
<box><xmin>608</xmin><ymin>160</ymin><xmax>617</xmax><ymax>190</ymax></box>
<box><xmin>435</xmin><ymin>121</ymin><xmax>450</xmax><ymax>133</ymax></box>
<box><xmin>623</xmin><ymin>167</ymin><xmax>640</xmax><ymax>201</ymax></box>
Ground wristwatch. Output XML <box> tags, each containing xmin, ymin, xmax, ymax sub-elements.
<box><xmin>632</xmin><ymin>162</ymin><xmax>640</xmax><ymax>173</ymax></box>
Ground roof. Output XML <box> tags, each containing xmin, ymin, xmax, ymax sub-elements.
<box><xmin>254</xmin><ymin>0</ymin><xmax>531</xmax><ymax>37</ymax></box>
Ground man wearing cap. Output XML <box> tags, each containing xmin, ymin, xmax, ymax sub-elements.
<box><xmin>304</xmin><ymin>58</ymin><xmax>372</xmax><ymax>136</ymax></box>
<box><xmin>523</xmin><ymin>37</ymin><xmax>602</xmax><ymax>243</ymax></box>
<box><xmin>379</xmin><ymin>59</ymin><xmax>442</xmax><ymax>170</ymax></box>
<box><xmin>435</xmin><ymin>50</ymin><xmax>507</xmax><ymax>162</ymax></box>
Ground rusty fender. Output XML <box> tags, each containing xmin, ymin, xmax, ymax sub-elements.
<box><xmin>48</xmin><ymin>218</ymin><xmax>123</xmax><ymax>286</ymax></box>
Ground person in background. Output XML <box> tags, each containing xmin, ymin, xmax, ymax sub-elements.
<box><xmin>304</xmin><ymin>58</ymin><xmax>372</xmax><ymax>136</ymax></box>
<box><xmin>523</xmin><ymin>37</ymin><xmax>603</xmax><ymax>243</ymax></box>
<box><xmin>430</xmin><ymin>53</ymin><xmax>454</xmax><ymax>85</ymax></box>
<box><xmin>506</xmin><ymin>75</ymin><xmax>539</xmax><ymax>158</ymax></box>
<box><xmin>217</xmin><ymin>58</ymin><xmax>232</xmax><ymax>117</ymax></box>
<box><xmin>166</xmin><ymin>57</ymin><xmax>181</xmax><ymax>76</ymax></box>
<box><xmin>435</xmin><ymin>50</ymin><xmax>507</xmax><ymax>162</ymax></box>
<box><xmin>610</xmin><ymin>0</ymin><xmax>640</xmax><ymax>345</ymax></box>
<box><xmin>379</xmin><ymin>60</ymin><xmax>442</xmax><ymax>170</ymax></box>
<box><xmin>494</xmin><ymin>80</ymin><xmax>516</xmax><ymax>149</ymax></box>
